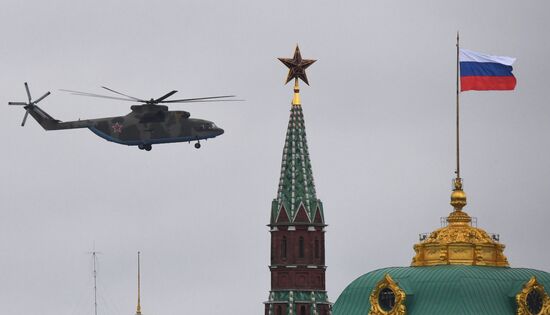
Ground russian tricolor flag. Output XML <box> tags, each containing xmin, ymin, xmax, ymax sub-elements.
<box><xmin>459</xmin><ymin>49</ymin><xmax>516</xmax><ymax>91</ymax></box>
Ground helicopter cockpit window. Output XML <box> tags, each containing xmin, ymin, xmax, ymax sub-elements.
<box><xmin>197</xmin><ymin>123</ymin><xmax>216</xmax><ymax>131</ymax></box>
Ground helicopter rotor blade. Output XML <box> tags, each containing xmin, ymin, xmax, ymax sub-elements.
<box><xmin>21</xmin><ymin>110</ymin><xmax>29</xmax><ymax>126</ymax></box>
<box><xmin>60</xmin><ymin>89</ymin><xmax>141</xmax><ymax>102</ymax></box>
<box><xmin>60</xmin><ymin>88</ymin><xmax>241</xmax><ymax>105</ymax></box>
<box><xmin>70</xmin><ymin>94</ymin><xmax>139</xmax><ymax>102</ymax></box>
<box><xmin>100</xmin><ymin>86</ymin><xmax>145</xmax><ymax>102</ymax></box>
<box><xmin>153</xmin><ymin>90</ymin><xmax>178</xmax><ymax>103</ymax></box>
<box><xmin>8</xmin><ymin>102</ymin><xmax>28</xmax><ymax>106</ymax></box>
<box><xmin>24</xmin><ymin>82</ymin><xmax>32</xmax><ymax>103</ymax></box>
<box><xmin>164</xmin><ymin>99</ymin><xmax>244</xmax><ymax>104</ymax></box>
<box><xmin>160</xmin><ymin>95</ymin><xmax>236</xmax><ymax>103</ymax></box>
<box><xmin>34</xmin><ymin>91</ymin><xmax>51</xmax><ymax>104</ymax></box>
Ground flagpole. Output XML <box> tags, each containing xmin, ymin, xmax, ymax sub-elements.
<box><xmin>455</xmin><ymin>31</ymin><xmax>461</xmax><ymax>183</ymax></box>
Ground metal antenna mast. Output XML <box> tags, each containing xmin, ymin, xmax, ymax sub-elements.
<box><xmin>92</xmin><ymin>250</ymin><xmax>98</xmax><ymax>315</ymax></box>
<box><xmin>136</xmin><ymin>251</ymin><xmax>142</xmax><ymax>315</ymax></box>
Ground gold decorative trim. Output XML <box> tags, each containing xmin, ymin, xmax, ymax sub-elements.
<box><xmin>516</xmin><ymin>276</ymin><xmax>550</xmax><ymax>315</ymax></box>
<box><xmin>369</xmin><ymin>274</ymin><xmax>406</xmax><ymax>315</ymax></box>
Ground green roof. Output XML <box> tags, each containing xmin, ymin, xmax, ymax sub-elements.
<box><xmin>333</xmin><ymin>265</ymin><xmax>550</xmax><ymax>315</ymax></box>
<box><xmin>271</xmin><ymin>105</ymin><xmax>324</xmax><ymax>225</ymax></box>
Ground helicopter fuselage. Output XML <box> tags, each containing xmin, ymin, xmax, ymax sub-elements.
<box><xmin>25</xmin><ymin>104</ymin><xmax>224</xmax><ymax>150</ymax></box>
<box><xmin>88</xmin><ymin>110</ymin><xmax>224</xmax><ymax>146</ymax></box>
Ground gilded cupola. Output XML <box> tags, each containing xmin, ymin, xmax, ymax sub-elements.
<box><xmin>411</xmin><ymin>177</ymin><xmax>509</xmax><ymax>267</ymax></box>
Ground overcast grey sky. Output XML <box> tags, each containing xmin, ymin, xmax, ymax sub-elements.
<box><xmin>1</xmin><ymin>1</ymin><xmax>549</xmax><ymax>314</ymax></box>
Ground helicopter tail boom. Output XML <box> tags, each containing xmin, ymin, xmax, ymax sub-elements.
<box><xmin>24</xmin><ymin>105</ymin><xmax>91</xmax><ymax>130</ymax></box>
<box><xmin>25</xmin><ymin>104</ymin><xmax>61</xmax><ymax>130</ymax></box>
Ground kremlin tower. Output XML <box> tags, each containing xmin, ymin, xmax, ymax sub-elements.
<box><xmin>264</xmin><ymin>46</ymin><xmax>331</xmax><ymax>315</ymax></box>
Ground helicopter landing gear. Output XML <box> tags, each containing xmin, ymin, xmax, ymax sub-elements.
<box><xmin>194</xmin><ymin>141</ymin><xmax>201</xmax><ymax>149</ymax></box>
<box><xmin>138</xmin><ymin>144</ymin><xmax>152</xmax><ymax>151</ymax></box>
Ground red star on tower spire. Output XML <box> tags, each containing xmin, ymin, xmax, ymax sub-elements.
<box><xmin>278</xmin><ymin>45</ymin><xmax>317</xmax><ymax>85</ymax></box>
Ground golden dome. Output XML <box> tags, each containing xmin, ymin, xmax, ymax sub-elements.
<box><xmin>411</xmin><ymin>178</ymin><xmax>509</xmax><ymax>267</ymax></box>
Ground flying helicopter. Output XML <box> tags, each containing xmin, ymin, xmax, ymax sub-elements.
<box><xmin>8</xmin><ymin>82</ymin><xmax>237</xmax><ymax>151</ymax></box>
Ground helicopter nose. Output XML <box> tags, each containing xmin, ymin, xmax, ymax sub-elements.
<box><xmin>216</xmin><ymin>128</ymin><xmax>225</xmax><ymax>136</ymax></box>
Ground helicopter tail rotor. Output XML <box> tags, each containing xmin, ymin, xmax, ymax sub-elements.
<box><xmin>8</xmin><ymin>82</ymin><xmax>51</xmax><ymax>126</ymax></box>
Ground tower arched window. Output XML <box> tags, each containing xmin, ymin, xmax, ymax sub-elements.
<box><xmin>276</xmin><ymin>305</ymin><xmax>282</xmax><ymax>315</ymax></box>
<box><xmin>300</xmin><ymin>305</ymin><xmax>306</xmax><ymax>315</ymax></box>
<box><xmin>315</xmin><ymin>238</ymin><xmax>320</xmax><ymax>259</ymax></box>
<box><xmin>281</xmin><ymin>236</ymin><xmax>287</xmax><ymax>259</ymax></box>
<box><xmin>299</xmin><ymin>236</ymin><xmax>305</xmax><ymax>258</ymax></box>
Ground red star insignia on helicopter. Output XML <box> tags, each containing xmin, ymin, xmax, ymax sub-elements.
<box><xmin>112</xmin><ymin>122</ymin><xmax>123</xmax><ymax>133</ymax></box>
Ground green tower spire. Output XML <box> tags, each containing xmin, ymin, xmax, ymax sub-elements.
<box><xmin>271</xmin><ymin>80</ymin><xmax>324</xmax><ymax>225</ymax></box>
